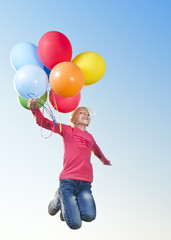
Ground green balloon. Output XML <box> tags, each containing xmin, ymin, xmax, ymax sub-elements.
<box><xmin>37</xmin><ymin>92</ymin><xmax>47</xmax><ymax>108</ymax></box>
<box><xmin>17</xmin><ymin>92</ymin><xmax>47</xmax><ymax>110</ymax></box>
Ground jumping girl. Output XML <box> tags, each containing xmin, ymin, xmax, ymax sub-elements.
<box><xmin>28</xmin><ymin>98</ymin><xmax>111</xmax><ymax>230</ymax></box>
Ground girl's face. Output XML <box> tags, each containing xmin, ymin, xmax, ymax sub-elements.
<box><xmin>73</xmin><ymin>108</ymin><xmax>91</xmax><ymax>127</ymax></box>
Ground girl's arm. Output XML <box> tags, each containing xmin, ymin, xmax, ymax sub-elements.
<box><xmin>28</xmin><ymin>99</ymin><xmax>62</xmax><ymax>135</ymax></box>
<box><xmin>92</xmin><ymin>140</ymin><xmax>111</xmax><ymax>165</ymax></box>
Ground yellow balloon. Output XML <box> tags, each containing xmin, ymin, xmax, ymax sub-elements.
<box><xmin>72</xmin><ymin>51</ymin><xmax>106</xmax><ymax>86</ymax></box>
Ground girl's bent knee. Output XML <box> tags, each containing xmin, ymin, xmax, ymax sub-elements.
<box><xmin>67</xmin><ymin>221</ymin><xmax>82</xmax><ymax>230</ymax></box>
<box><xmin>82</xmin><ymin>213</ymin><xmax>96</xmax><ymax>222</ymax></box>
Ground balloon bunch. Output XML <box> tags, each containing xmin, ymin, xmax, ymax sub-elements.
<box><xmin>11</xmin><ymin>31</ymin><xmax>106</xmax><ymax>116</ymax></box>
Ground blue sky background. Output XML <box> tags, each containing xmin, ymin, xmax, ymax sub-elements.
<box><xmin>0</xmin><ymin>1</ymin><xmax>170</xmax><ymax>239</ymax></box>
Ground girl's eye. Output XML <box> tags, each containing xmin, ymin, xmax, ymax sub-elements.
<box><xmin>79</xmin><ymin>111</ymin><xmax>90</xmax><ymax>116</ymax></box>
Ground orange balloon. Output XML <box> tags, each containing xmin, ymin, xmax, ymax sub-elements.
<box><xmin>49</xmin><ymin>62</ymin><xmax>84</xmax><ymax>97</ymax></box>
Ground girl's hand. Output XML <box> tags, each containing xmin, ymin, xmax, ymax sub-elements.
<box><xmin>27</xmin><ymin>98</ymin><xmax>38</xmax><ymax>109</ymax></box>
<box><xmin>101</xmin><ymin>158</ymin><xmax>112</xmax><ymax>166</ymax></box>
<box><xmin>106</xmin><ymin>161</ymin><xmax>112</xmax><ymax>166</ymax></box>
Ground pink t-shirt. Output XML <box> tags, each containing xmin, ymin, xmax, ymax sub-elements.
<box><xmin>31</xmin><ymin>108</ymin><xmax>110</xmax><ymax>182</ymax></box>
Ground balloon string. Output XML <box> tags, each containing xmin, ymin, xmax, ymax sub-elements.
<box><xmin>51</xmin><ymin>91</ymin><xmax>62</xmax><ymax>132</ymax></box>
<box><xmin>27</xmin><ymin>92</ymin><xmax>61</xmax><ymax>136</ymax></box>
<box><xmin>37</xmin><ymin>98</ymin><xmax>57</xmax><ymax>127</ymax></box>
<box><xmin>40</xmin><ymin>106</ymin><xmax>53</xmax><ymax>139</ymax></box>
<box><xmin>28</xmin><ymin>91</ymin><xmax>57</xmax><ymax>127</ymax></box>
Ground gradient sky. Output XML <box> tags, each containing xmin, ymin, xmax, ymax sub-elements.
<box><xmin>0</xmin><ymin>1</ymin><xmax>170</xmax><ymax>240</ymax></box>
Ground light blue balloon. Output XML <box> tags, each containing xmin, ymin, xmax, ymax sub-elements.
<box><xmin>13</xmin><ymin>65</ymin><xmax>49</xmax><ymax>99</ymax></box>
<box><xmin>10</xmin><ymin>42</ymin><xmax>44</xmax><ymax>70</ymax></box>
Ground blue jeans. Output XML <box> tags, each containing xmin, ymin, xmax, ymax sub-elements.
<box><xmin>59</xmin><ymin>179</ymin><xmax>96</xmax><ymax>229</ymax></box>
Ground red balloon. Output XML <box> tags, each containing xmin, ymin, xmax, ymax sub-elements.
<box><xmin>38</xmin><ymin>31</ymin><xmax>72</xmax><ymax>70</ymax></box>
<box><xmin>49</xmin><ymin>90</ymin><xmax>81</xmax><ymax>113</ymax></box>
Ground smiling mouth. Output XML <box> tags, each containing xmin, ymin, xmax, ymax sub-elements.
<box><xmin>82</xmin><ymin>119</ymin><xmax>89</xmax><ymax>122</ymax></box>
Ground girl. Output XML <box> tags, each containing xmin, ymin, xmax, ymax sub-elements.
<box><xmin>28</xmin><ymin>98</ymin><xmax>111</xmax><ymax>230</ymax></box>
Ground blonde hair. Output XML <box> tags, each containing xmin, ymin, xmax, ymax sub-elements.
<box><xmin>70</xmin><ymin>107</ymin><xmax>90</xmax><ymax>127</ymax></box>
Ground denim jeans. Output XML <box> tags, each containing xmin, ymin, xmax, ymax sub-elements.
<box><xmin>59</xmin><ymin>179</ymin><xmax>96</xmax><ymax>229</ymax></box>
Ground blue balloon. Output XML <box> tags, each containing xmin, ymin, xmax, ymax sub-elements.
<box><xmin>13</xmin><ymin>65</ymin><xmax>49</xmax><ymax>99</ymax></box>
<box><xmin>43</xmin><ymin>65</ymin><xmax>51</xmax><ymax>78</ymax></box>
<box><xmin>10</xmin><ymin>42</ymin><xmax>44</xmax><ymax>70</ymax></box>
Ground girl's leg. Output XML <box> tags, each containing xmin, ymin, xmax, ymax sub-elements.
<box><xmin>59</xmin><ymin>179</ymin><xmax>82</xmax><ymax>230</ymax></box>
<box><xmin>77</xmin><ymin>181</ymin><xmax>96</xmax><ymax>222</ymax></box>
